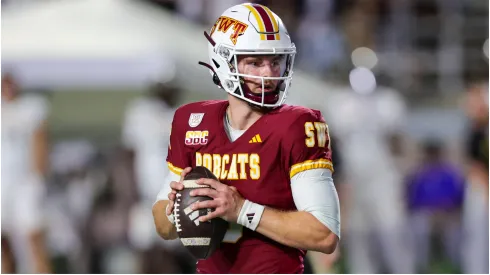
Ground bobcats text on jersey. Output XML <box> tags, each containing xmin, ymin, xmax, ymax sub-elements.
<box><xmin>195</xmin><ymin>152</ymin><xmax>260</xmax><ymax>180</ymax></box>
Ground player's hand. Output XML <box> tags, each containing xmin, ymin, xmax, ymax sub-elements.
<box><xmin>166</xmin><ymin>167</ymin><xmax>192</xmax><ymax>216</ymax></box>
<box><xmin>190</xmin><ymin>178</ymin><xmax>245</xmax><ymax>223</ymax></box>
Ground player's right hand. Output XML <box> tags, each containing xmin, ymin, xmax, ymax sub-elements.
<box><xmin>166</xmin><ymin>167</ymin><xmax>192</xmax><ymax>216</ymax></box>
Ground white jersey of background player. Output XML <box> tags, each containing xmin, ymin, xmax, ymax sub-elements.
<box><xmin>1</xmin><ymin>74</ymin><xmax>51</xmax><ymax>273</ymax></box>
<box><xmin>122</xmin><ymin>91</ymin><xmax>180</xmax><ymax>251</ymax></box>
<box><xmin>122</xmin><ymin>96</ymin><xmax>174</xmax><ymax>203</ymax></box>
<box><xmin>328</xmin><ymin>74</ymin><xmax>414</xmax><ymax>273</ymax></box>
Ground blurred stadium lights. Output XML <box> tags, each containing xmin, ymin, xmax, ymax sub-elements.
<box><xmin>349</xmin><ymin>67</ymin><xmax>377</xmax><ymax>95</ymax></box>
<box><xmin>351</xmin><ymin>47</ymin><xmax>378</xmax><ymax>70</ymax></box>
<box><xmin>484</xmin><ymin>38</ymin><xmax>489</xmax><ymax>59</ymax></box>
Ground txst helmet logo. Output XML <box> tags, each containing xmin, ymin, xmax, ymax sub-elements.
<box><xmin>210</xmin><ymin>16</ymin><xmax>248</xmax><ymax>45</ymax></box>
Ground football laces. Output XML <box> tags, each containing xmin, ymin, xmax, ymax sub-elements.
<box><xmin>174</xmin><ymin>193</ymin><xmax>182</xmax><ymax>232</ymax></box>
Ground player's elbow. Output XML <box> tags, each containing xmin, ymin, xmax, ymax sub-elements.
<box><xmin>153</xmin><ymin>219</ymin><xmax>170</xmax><ymax>240</ymax></box>
<box><xmin>155</xmin><ymin>225</ymin><xmax>173</xmax><ymax>240</ymax></box>
<box><xmin>305</xmin><ymin>211</ymin><xmax>340</xmax><ymax>254</ymax></box>
<box><xmin>317</xmin><ymin>230</ymin><xmax>339</xmax><ymax>254</ymax></box>
<box><xmin>152</xmin><ymin>203</ymin><xmax>176</xmax><ymax>240</ymax></box>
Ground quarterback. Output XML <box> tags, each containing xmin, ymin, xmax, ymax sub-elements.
<box><xmin>153</xmin><ymin>3</ymin><xmax>340</xmax><ymax>273</ymax></box>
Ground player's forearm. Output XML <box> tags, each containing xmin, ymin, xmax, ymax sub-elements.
<box><xmin>255</xmin><ymin>208</ymin><xmax>338</xmax><ymax>254</ymax></box>
<box><xmin>152</xmin><ymin>200</ymin><xmax>178</xmax><ymax>240</ymax></box>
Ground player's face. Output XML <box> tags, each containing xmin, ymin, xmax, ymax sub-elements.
<box><xmin>237</xmin><ymin>55</ymin><xmax>286</xmax><ymax>94</ymax></box>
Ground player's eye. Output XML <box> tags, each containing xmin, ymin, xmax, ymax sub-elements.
<box><xmin>271</xmin><ymin>56</ymin><xmax>285</xmax><ymax>67</ymax></box>
<box><xmin>246</xmin><ymin>59</ymin><xmax>260</xmax><ymax>66</ymax></box>
<box><xmin>247</xmin><ymin>61</ymin><xmax>262</xmax><ymax>68</ymax></box>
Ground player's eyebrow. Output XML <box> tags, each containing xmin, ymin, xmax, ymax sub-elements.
<box><xmin>272</xmin><ymin>55</ymin><xmax>285</xmax><ymax>62</ymax></box>
<box><xmin>243</xmin><ymin>56</ymin><xmax>261</xmax><ymax>63</ymax></box>
<box><xmin>243</xmin><ymin>55</ymin><xmax>283</xmax><ymax>64</ymax></box>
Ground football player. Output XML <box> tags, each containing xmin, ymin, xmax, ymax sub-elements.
<box><xmin>1</xmin><ymin>73</ymin><xmax>51</xmax><ymax>273</ymax></box>
<box><xmin>152</xmin><ymin>3</ymin><xmax>340</xmax><ymax>273</ymax></box>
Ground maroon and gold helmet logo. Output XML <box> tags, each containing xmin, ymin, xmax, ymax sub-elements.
<box><xmin>210</xmin><ymin>16</ymin><xmax>248</xmax><ymax>45</ymax></box>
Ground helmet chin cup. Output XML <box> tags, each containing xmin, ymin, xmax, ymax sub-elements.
<box><xmin>244</xmin><ymin>90</ymin><xmax>279</xmax><ymax>105</ymax></box>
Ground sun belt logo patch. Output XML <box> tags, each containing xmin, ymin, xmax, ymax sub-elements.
<box><xmin>189</xmin><ymin>113</ymin><xmax>205</xmax><ymax>128</ymax></box>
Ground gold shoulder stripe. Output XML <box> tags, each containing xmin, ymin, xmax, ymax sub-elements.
<box><xmin>290</xmin><ymin>158</ymin><xmax>334</xmax><ymax>178</ymax></box>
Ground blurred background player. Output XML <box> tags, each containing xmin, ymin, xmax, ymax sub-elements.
<box><xmin>406</xmin><ymin>139</ymin><xmax>465</xmax><ymax>272</ymax></box>
<box><xmin>461</xmin><ymin>81</ymin><xmax>489</xmax><ymax>274</ymax></box>
<box><xmin>330</xmin><ymin>80</ymin><xmax>414</xmax><ymax>273</ymax></box>
<box><xmin>122</xmin><ymin>81</ymin><xmax>195</xmax><ymax>273</ymax></box>
<box><xmin>122</xmin><ymin>81</ymin><xmax>179</xmax><ymax>208</ymax></box>
<box><xmin>1</xmin><ymin>73</ymin><xmax>52</xmax><ymax>273</ymax></box>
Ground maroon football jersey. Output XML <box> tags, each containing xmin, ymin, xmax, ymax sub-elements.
<box><xmin>166</xmin><ymin>100</ymin><xmax>333</xmax><ymax>274</ymax></box>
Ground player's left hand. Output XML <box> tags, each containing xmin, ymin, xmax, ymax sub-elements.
<box><xmin>190</xmin><ymin>178</ymin><xmax>245</xmax><ymax>223</ymax></box>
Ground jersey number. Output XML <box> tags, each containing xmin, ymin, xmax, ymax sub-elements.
<box><xmin>305</xmin><ymin>122</ymin><xmax>330</xmax><ymax>149</ymax></box>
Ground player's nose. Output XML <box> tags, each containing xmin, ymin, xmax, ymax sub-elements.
<box><xmin>260</xmin><ymin>63</ymin><xmax>276</xmax><ymax>78</ymax></box>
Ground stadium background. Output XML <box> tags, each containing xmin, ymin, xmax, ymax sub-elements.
<box><xmin>1</xmin><ymin>0</ymin><xmax>488</xmax><ymax>273</ymax></box>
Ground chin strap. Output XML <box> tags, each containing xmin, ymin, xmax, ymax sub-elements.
<box><xmin>198</xmin><ymin>61</ymin><xmax>222</xmax><ymax>87</ymax></box>
<box><xmin>203</xmin><ymin>31</ymin><xmax>216</xmax><ymax>46</ymax></box>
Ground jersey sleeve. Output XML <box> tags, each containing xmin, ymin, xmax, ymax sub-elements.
<box><xmin>284</xmin><ymin>111</ymin><xmax>334</xmax><ymax>179</ymax></box>
<box><xmin>166</xmin><ymin>109</ymin><xmax>191</xmax><ymax>176</ymax></box>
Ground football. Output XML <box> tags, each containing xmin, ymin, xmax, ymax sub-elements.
<box><xmin>174</xmin><ymin>166</ymin><xmax>229</xmax><ymax>259</ymax></box>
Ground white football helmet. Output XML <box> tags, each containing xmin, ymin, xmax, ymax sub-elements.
<box><xmin>199</xmin><ymin>3</ymin><xmax>296</xmax><ymax>108</ymax></box>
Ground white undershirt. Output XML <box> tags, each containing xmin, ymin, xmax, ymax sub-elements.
<box><xmin>155</xmin><ymin>112</ymin><xmax>341</xmax><ymax>238</ymax></box>
<box><xmin>223</xmin><ymin>109</ymin><xmax>246</xmax><ymax>141</ymax></box>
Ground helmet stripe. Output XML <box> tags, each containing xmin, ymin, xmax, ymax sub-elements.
<box><xmin>243</xmin><ymin>4</ymin><xmax>266</xmax><ymax>40</ymax></box>
<box><xmin>252</xmin><ymin>4</ymin><xmax>275</xmax><ymax>40</ymax></box>
<box><xmin>261</xmin><ymin>6</ymin><xmax>281</xmax><ymax>40</ymax></box>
